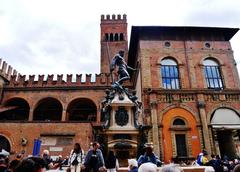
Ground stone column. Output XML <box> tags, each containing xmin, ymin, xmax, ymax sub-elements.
<box><xmin>28</xmin><ymin>108</ymin><xmax>34</xmax><ymax>121</ymax></box>
<box><xmin>61</xmin><ymin>109</ymin><xmax>67</xmax><ymax>121</ymax></box>
<box><xmin>97</xmin><ymin>107</ymin><xmax>101</xmax><ymax>123</ymax></box>
<box><xmin>150</xmin><ymin>94</ymin><xmax>160</xmax><ymax>157</ymax></box>
<box><xmin>197</xmin><ymin>94</ymin><xmax>211</xmax><ymax>155</ymax></box>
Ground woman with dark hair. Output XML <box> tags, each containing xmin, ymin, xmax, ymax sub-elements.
<box><xmin>69</xmin><ymin>143</ymin><xmax>84</xmax><ymax>172</ymax></box>
<box><xmin>105</xmin><ymin>151</ymin><xmax>119</xmax><ymax>172</ymax></box>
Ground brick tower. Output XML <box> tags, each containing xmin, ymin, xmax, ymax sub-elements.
<box><xmin>100</xmin><ymin>14</ymin><xmax>128</xmax><ymax>74</ymax></box>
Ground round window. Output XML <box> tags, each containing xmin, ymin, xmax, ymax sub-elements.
<box><xmin>164</xmin><ymin>41</ymin><xmax>171</xmax><ymax>47</ymax></box>
<box><xmin>205</xmin><ymin>42</ymin><xmax>211</xmax><ymax>48</ymax></box>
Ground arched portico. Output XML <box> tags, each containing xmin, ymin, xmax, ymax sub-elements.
<box><xmin>211</xmin><ymin>108</ymin><xmax>240</xmax><ymax>159</ymax></box>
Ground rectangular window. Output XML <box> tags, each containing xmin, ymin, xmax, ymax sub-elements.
<box><xmin>161</xmin><ymin>65</ymin><xmax>180</xmax><ymax>89</ymax></box>
<box><xmin>204</xmin><ymin>66</ymin><xmax>223</xmax><ymax>89</ymax></box>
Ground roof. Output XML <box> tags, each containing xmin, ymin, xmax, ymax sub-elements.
<box><xmin>128</xmin><ymin>26</ymin><xmax>239</xmax><ymax>68</ymax></box>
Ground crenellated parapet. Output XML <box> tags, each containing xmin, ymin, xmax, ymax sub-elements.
<box><xmin>101</xmin><ymin>14</ymin><xmax>127</xmax><ymax>23</ymax></box>
<box><xmin>6</xmin><ymin>73</ymin><xmax>117</xmax><ymax>88</ymax></box>
<box><xmin>0</xmin><ymin>58</ymin><xmax>18</xmax><ymax>81</ymax></box>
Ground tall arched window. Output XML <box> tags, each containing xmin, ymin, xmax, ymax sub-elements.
<box><xmin>110</xmin><ymin>33</ymin><xmax>114</xmax><ymax>41</ymax></box>
<box><xmin>161</xmin><ymin>58</ymin><xmax>180</xmax><ymax>89</ymax></box>
<box><xmin>120</xmin><ymin>33</ymin><xmax>124</xmax><ymax>41</ymax></box>
<box><xmin>105</xmin><ymin>33</ymin><xmax>109</xmax><ymax>41</ymax></box>
<box><xmin>114</xmin><ymin>33</ymin><xmax>119</xmax><ymax>41</ymax></box>
<box><xmin>203</xmin><ymin>58</ymin><xmax>223</xmax><ymax>89</ymax></box>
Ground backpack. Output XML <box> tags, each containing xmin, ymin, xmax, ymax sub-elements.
<box><xmin>197</xmin><ymin>154</ymin><xmax>203</xmax><ymax>165</ymax></box>
<box><xmin>71</xmin><ymin>156</ymin><xmax>79</xmax><ymax>165</ymax></box>
<box><xmin>71</xmin><ymin>151</ymin><xmax>82</xmax><ymax>166</ymax></box>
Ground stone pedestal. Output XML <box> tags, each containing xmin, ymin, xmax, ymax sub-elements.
<box><xmin>102</xmin><ymin>91</ymin><xmax>140</xmax><ymax>167</ymax></box>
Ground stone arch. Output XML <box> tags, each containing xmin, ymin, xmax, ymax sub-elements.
<box><xmin>162</xmin><ymin>107</ymin><xmax>201</xmax><ymax>163</ymax></box>
<box><xmin>157</xmin><ymin>56</ymin><xmax>183</xmax><ymax>65</ymax></box>
<box><xmin>66</xmin><ymin>98</ymin><xmax>97</xmax><ymax>122</ymax></box>
<box><xmin>209</xmin><ymin>107</ymin><xmax>240</xmax><ymax>159</ymax></box>
<box><xmin>206</xmin><ymin>103</ymin><xmax>239</xmax><ymax>123</ymax></box>
<box><xmin>200</xmin><ymin>56</ymin><xmax>224</xmax><ymax>66</ymax></box>
<box><xmin>0</xmin><ymin>134</ymin><xmax>11</xmax><ymax>152</ymax></box>
<box><xmin>33</xmin><ymin>97</ymin><xmax>63</xmax><ymax>121</ymax></box>
<box><xmin>210</xmin><ymin>107</ymin><xmax>240</xmax><ymax>128</ymax></box>
<box><xmin>0</xmin><ymin>97</ymin><xmax>30</xmax><ymax>121</ymax></box>
<box><xmin>159</xmin><ymin>104</ymin><xmax>199</xmax><ymax>124</ymax></box>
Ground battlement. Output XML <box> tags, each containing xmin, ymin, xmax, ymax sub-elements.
<box><xmin>101</xmin><ymin>14</ymin><xmax>127</xmax><ymax>23</ymax></box>
<box><xmin>6</xmin><ymin>73</ymin><xmax>115</xmax><ymax>88</ymax></box>
<box><xmin>0</xmin><ymin>58</ymin><xmax>18</xmax><ymax>81</ymax></box>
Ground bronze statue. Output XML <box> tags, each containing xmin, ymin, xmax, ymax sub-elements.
<box><xmin>110</xmin><ymin>50</ymin><xmax>136</xmax><ymax>90</ymax></box>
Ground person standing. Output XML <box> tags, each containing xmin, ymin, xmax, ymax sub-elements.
<box><xmin>137</xmin><ymin>143</ymin><xmax>162</xmax><ymax>167</ymax></box>
<box><xmin>105</xmin><ymin>151</ymin><xmax>119</xmax><ymax>172</ymax></box>
<box><xmin>82</xmin><ymin>142</ymin><xmax>105</xmax><ymax>172</ymax></box>
<box><xmin>69</xmin><ymin>143</ymin><xmax>84</xmax><ymax>172</ymax></box>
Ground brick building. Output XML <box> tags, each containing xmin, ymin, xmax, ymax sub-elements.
<box><xmin>0</xmin><ymin>14</ymin><xmax>240</xmax><ymax>163</ymax></box>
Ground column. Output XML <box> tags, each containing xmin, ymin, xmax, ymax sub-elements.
<box><xmin>197</xmin><ymin>95</ymin><xmax>212</xmax><ymax>155</ymax></box>
<box><xmin>61</xmin><ymin>109</ymin><xmax>67</xmax><ymax>121</ymax></box>
<box><xmin>150</xmin><ymin>94</ymin><xmax>160</xmax><ymax>157</ymax></box>
<box><xmin>28</xmin><ymin>108</ymin><xmax>34</xmax><ymax>121</ymax></box>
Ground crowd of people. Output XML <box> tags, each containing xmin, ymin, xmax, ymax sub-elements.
<box><xmin>1</xmin><ymin>142</ymin><xmax>240</xmax><ymax>172</ymax></box>
<box><xmin>194</xmin><ymin>150</ymin><xmax>240</xmax><ymax>172</ymax></box>
<box><xmin>0</xmin><ymin>141</ymin><xmax>162</xmax><ymax>172</ymax></box>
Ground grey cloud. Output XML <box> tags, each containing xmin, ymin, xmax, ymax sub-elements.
<box><xmin>0</xmin><ymin>18</ymin><xmax>100</xmax><ymax>75</ymax></box>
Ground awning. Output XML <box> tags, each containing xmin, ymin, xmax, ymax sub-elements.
<box><xmin>212</xmin><ymin>124</ymin><xmax>240</xmax><ymax>130</ymax></box>
<box><xmin>211</xmin><ymin>109</ymin><xmax>240</xmax><ymax>127</ymax></box>
<box><xmin>0</xmin><ymin>106</ymin><xmax>18</xmax><ymax>113</ymax></box>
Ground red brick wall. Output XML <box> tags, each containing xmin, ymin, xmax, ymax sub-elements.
<box><xmin>0</xmin><ymin>123</ymin><xmax>92</xmax><ymax>158</ymax></box>
<box><xmin>100</xmin><ymin>14</ymin><xmax>128</xmax><ymax>73</ymax></box>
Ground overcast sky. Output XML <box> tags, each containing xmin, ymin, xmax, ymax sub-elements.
<box><xmin>0</xmin><ymin>0</ymin><xmax>240</xmax><ymax>79</ymax></box>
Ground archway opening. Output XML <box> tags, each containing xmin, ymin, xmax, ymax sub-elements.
<box><xmin>67</xmin><ymin>98</ymin><xmax>97</xmax><ymax>122</ymax></box>
<box><xmin>0</xmin><ymin>98</ymin><xmax>30</xmax><ymax>121</ymax></box>
<box><xmin>211</xmin><ymin>108</ymin><xmax>240</xmax><ymax>159</ymax></box>
<box><xmin>33</xmin><ymin>98</ymin><xmax>62</xmax><ymax>121</ymax></box>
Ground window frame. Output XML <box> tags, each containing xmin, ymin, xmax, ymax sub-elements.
<box><xmin>160</xmin><ymin>58</ymin><xmax>181</xmax><ymax>89</ymax></box>
<box><xmin>203</xmin><ymin>59</ymin><xmax>224</xmax><ymax>89</ymax></box>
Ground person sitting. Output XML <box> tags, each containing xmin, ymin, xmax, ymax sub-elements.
<box><xmin>137</xmin><ymin>143</ymin><xmax>162</xmax><ymax>167</ymax></box>
<box><xmin>42</xmin><ymin>149</ymin><xmax>53</xmax><ymax>170</ymax></box>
